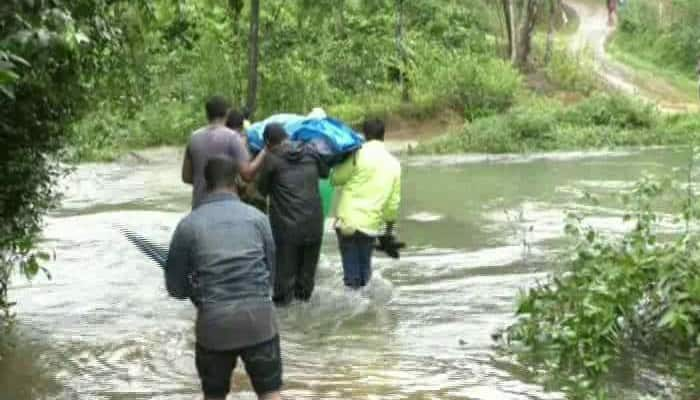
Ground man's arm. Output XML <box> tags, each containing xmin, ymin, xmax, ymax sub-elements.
<box><xmin>239</xmin><ymin>148</ymin><xmax>267</xmax><ymax>182</ymax></box>
<box><xmin>165</xmin><ymin>219</ymin><xmax>194</xmax><ymax>299</ymax></box>
<box><xmin>231</xmin><ymin>134</ymin><xmax>266</xmax><ymax>183</ymax></box>
<box><xmin>256</xmin><ymin>156</ymin><xmax>274</xmax><ymax>197</ymax></box>
<box><xmin>258</xmin><ymin>216</ymin><xmax>276</xmax><ymax>288</ymax></box>
<box><xmin>182</xmin><ymin>146</ymin><xmax>193</xmax><ymax>184</ymax></box>
<box><xmin>330</xmin><ymin>153</ymin><xmax>355</xmax><ymax>187</ymax></box>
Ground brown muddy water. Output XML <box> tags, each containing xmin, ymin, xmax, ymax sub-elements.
<box><xmin>3</xmin><ymin>147</ymin><xmax>695</xmax><ymax>399</ymax></box>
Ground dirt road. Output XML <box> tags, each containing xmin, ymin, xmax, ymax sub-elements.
<box><xmin>565</xmin><ymin>0</ymin><xmax>698</xmax><ymax>113</ymax></box>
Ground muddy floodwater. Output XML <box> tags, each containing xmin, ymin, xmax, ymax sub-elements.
<box><xmin>3</xmin><ymin>147</ymin><xmax>694</xmax><ymax>399</ymax></box>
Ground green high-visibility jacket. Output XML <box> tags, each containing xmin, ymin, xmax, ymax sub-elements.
<box><xmin>330</xmin><ymin>140</ymin><xmax>401</xmax><ymax>236</ymax></box>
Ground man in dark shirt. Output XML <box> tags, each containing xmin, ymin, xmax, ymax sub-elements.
<box><xmin>257</xmin><ymin>123</ymin><xmax>329</xmax><ymax>306</ymax></box>
<box><xmin>182</xmin><ymin>96</ymin><xmax>267</xmax><ymax>209</ymax></box>
<box><xmin>166</xmin><ymin>156</ymin><xmax>282</xmax><ymax>400</ymax></box>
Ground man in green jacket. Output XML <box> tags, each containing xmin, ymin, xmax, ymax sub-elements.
<box><xmin>330</xmin><ymin>119</ymin><xmax>402</xmax><ymax>289</ymax></box>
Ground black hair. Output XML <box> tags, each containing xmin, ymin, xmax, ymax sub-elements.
<box><xmin>363</xmin><ymin>118</ymin><xmax>385</xmax><ymax>141</ymax></box>
<box><xmin>205</xmin><ymin>96</ymin><xmax>230</xmax><ymax>122</ymax></box>
<box><xmin>225</xmin><ymin>109</ymin><xmax>245</xmax><ymax>130</ymax></box>
<box><xmin>204</xmin><ymin>156</ymin><xmax>238</xmax><ymax>192</ymax></box>
<box><xmin>263</xmin><ymin>123</ymin><xmax>288</xmax><ymax>147</ymax></box>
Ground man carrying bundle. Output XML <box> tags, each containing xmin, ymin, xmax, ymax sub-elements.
<box><xmin>165</xmin><ymin>156</ymin><xmax>282</xmax><ymax>400</ymax></box>
<box><xmin>257</xmin><ymin>123</ymin><xmax>329</xmax><ymax>305</ymax></box>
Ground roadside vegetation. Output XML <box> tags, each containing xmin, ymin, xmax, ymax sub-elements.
<box><xmin>68</xmin><ymin>0</ymin><xmax>518</xmax><ymax>161</ymax></box>
<box><xmin>498</xmin><ymin>171</ymin><xmax>700</xmax><ymax>399</ymax></box>
<box><xmin>416</xmin><ymin>93</ymin><xmax>700</xmax><ymax>154</ymax></box>
<box><xmin>608</xmin><ymin>0</ymin><xmax>700</xmax><ymax>100</ymax></box>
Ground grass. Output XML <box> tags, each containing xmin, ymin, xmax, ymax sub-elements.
<box><xmin>607</xmin><ymin>37</ymin><xmax>698</xmax><ymax>103</ymax></box>
<box><xmin>414</xmin><ymin>92</ymin><xmax>700</xmax><ymax>155</ymax></box>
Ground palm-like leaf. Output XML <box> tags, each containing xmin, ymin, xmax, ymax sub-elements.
<box><xmin>116</xmin><ymin>225</ymin><xmax>169</xmax><ymax>268</ymax></box>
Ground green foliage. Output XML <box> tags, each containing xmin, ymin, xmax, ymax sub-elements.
<box><xmin>0</xmin><ymin>0</ymin><xmax>103</xmax><ymax>337</ymax></box>
<box><xmin>543</xmin><ymin>45</ymin><xmax>599</xmax><ymax>96</ymax></box>
<box><xmin>412</xmin><ymin>46</ymin><xmax>521</xmax><ymax>120</ymax></box>
<box><xmin>67</xmin><ymin>0</ymin><xmax>517</xmax><ymax>160</ymax></box>
<box><xmin>415</xmin><ymin>93</ymin><xmax>700</xmax><ymax>154</ymax></box>
<box><xmin>498</xmin><ymin>172</ymin><xmax>700</xmax><ymax>398</ymax></box>
<box><xmin>614</xmin><ymin>0</ymin><xmax>700</xmax><ymax>78</ymax></box>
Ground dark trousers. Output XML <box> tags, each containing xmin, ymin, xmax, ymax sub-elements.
<box><xmin>336</xmin><ymin>230</ymin><xmax>375</xmax><ymax>289</ymax></box>
<box><xmin>273</xmin><ymin>241</ymin><xmax>322</xmax><ymax>306</ymax></box>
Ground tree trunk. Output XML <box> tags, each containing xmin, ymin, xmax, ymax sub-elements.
<box><xmin>501</xmin><ymin>0</ymin><xmax>516</xmax><ymax>63</ymax></box>
<box><xmin>246</xmin><ymin>0</ymin><xmax>260</xmax><ymax>117</ymax></box>
<box><xmin>544</xmin><ymin>0</ymin><xmax>558</xmax><ymax>65</ymax></box>
<box><xmin>336</xmin><ymin>0</ymin><xmax>346</xmax><ymax>38</ymax></box>
<box><xmin>516</xmin><ymin>0</ymin><xmax>538</xmax><ymax>69</ymax></box>
<box><xmin>396</xmin><ymin>0</ymin><xmax>409</xmax><ymax>102</ymax></box>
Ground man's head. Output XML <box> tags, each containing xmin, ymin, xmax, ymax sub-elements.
<box><xmin>205</xmin><ymin>96</ymin><xmax>231</xmax><ymax>123</ymax></box>
<box><xmin>204</xmin><ymin>156</ymin><xmax>239</xmax><ymax>193</ymax></box>
<box><xmin>363</xmin><ymin>118</ymin><xmax>385</xmax><ymax>141</ymax></box>
<box><xmin>263</xmin><ymin>123</ymin><xmax>288</xmax><ymax>149</ymax></box>
<box><xmin>225</xmin><ymin>109</ymin><xmax>245</xmax><ymax>131</ymax></box>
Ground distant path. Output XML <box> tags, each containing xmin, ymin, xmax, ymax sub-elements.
<box><xmin>565</xmin><ymin>0</ymin><xmax>698</xmax><ymax>113</ymax></box>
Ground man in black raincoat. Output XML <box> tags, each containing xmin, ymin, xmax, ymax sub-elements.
<box><xmin>257</xmin><ymin>123</ymin><xmax>330</xmax><ymax>306</ymax></box>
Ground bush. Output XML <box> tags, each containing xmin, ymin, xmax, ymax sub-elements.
<box><xmin>499</xmin><ymin>175</ymin><xmax>700</xmax><ymax>398</ymax></box>
<box><xmin>68</xmin><ymin>0</ymin><xmax>524</xmax><ymax>160</ymax></box>
<box><xmin>413</xmin><ymin>92</ymin><xmax>695</xmax><ymax>155</ymax></box>
<box><xmin>1</xmin><ymin>1</ymin><xmax>102</xmax><ymax>336</ymax></box>
<box><xmin>615</xmin><ymin>0</ymin><xmax>700</xmax><ymax>77</ymax></box>
<box><xmin>411</xmin><ymin>44</ymin><xmax>522</xmax><ymax>120</ymax></box>
<box><xmin>543</xmin><ymin>45</ymin><xmax>599</xmax><ymax>95</ymax></box>
<box><xmin>564</xmin><ymin>93</ymin><xmax>657</xmax><ymax>130</ymax></box>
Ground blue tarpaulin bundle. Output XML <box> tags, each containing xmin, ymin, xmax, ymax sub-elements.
<box><xmin>247</xmin><ymin>111</ymin><xmax>364</xmax><ymax>166</ymax></box>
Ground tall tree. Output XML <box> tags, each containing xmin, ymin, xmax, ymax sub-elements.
<box><xmin>246</xmin><ymin>0</ymin><xmax>260</xmax><ymax>117</ymax></box>
<box><xmin>229</xmin><ymin>0</ymin><xmax>245</xmax><ymax>34</ymax></box>
<box><xmin>501</xmin><ymin>0</ymin><xmax>516</xmax><ymax>63</ymax></box>
<box><xmin>336</xmin><ymin>0</ymin><xmax>346</xmax><ymax>38</ymax></box>
<box><xmin>544</xmin><ymin>0</ymin><xmax>559</xmax><ymax>65</ymax></box>
<box><xmin>516</xmin><ymin>0</ymin><xmax>539</xmax><ymax>69</ymax></box>
<box><xmin>396</xmin><ymin>0</ymin><xmax>409</xmax><ymax>102</ymax></box>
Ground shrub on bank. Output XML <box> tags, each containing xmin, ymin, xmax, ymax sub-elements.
<box><xmin>499</xmin><ymin>176</ymin><xmax>700</xmax><ymax>398</ymax></box>
<box><xmin>614</xmin><ymin>0</ymin><xmax>700</xmax><ymax>78</ymax></box>
<box><xmin>415</xmin><ymin>93</ymin><xmax>700</xmax><ymax>154</ymax></box>
<box><xmin>411</xmin><ymin>45</ymin><xmax>522</xmax><ymax>121</ymax></box>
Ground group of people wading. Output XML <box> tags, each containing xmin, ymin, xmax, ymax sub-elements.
<box><xmin>164</xmin><ymin>96</ymin><xmax>402</xmax><ymax>399</ymax></box>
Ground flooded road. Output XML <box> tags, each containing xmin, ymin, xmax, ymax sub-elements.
<box><xmin>4</xmin><ymin>147</ymin><xmax>692</xmax><ymax>399</ymax></box>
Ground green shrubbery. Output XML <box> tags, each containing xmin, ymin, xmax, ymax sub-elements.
<box><xmin>499</xmin><ymin>174</ymin><xmax>700</xmax><ymax>399</ymax></box>
<box><xmin>613</xmin><ymin>0</ymin><xmax>700</xmax><ymax>79</ymax></box>
<box><xmin>416</xmin><ymin>93</ymin><xmax>700</xmax><ymax>154</ymax></box>
<box><xmin>68</xmin><ymin>0</ymin><xmax>521</xmax><ymax>161</ymax></box>
<box><xmin>543</xmin><ymin>45</ymin><xmax>598</xmax><ymax>96</ymax></box>
<box><xmin>412</xmin><ymin>48</ymin><xmax>521</xmax><ymax>121</ymax></box>
<box><xmin>1</xmin><ymin>0</ymin><xmax>111</xmax><ymax>342</ymax></box>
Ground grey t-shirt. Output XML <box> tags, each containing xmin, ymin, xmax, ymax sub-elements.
<box><xmin>166</xmin><ymin>193</ymin><xmax>277</xmax><ymax>351</ymax></box>
<box><xmin>186</xmin><ymin>126</ymin><xmax>248</xmax><ymax>208</ymax></box>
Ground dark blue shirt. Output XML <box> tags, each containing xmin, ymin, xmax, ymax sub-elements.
<box><xmin>165</xmin><ymin>192</ymin><xmax>277</xmax><ymax>350</ymax></box>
